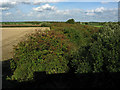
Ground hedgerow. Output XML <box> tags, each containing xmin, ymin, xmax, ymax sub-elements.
<box><xmin>71</xmin><ymin>23</ymin><xmax>120</xmax><ymax>73</ymax></box>
<box><xmin>9</xmin><ymin>30</ymin><xmax>71</xmax><ymax>82</ymax></box>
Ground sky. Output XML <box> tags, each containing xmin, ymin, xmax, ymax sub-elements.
<box><xmin>0</xmin><ymin>0</ymin><xmax>119</xmax><ymax>22</ymax></box>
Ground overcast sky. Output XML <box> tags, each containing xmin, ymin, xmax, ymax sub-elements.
<box><xmin>0</xmin><ymin>0</ymin><xmax>119</xmax><ymax>22</ymax></box>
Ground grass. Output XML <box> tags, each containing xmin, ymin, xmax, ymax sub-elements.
<box><xmin>94</xmin><ymin>25</ymin><xmax>103</xmax><ymax>27</ymax></box>
<box><xmin>80</xmin><ymin>23</ymin><xmax>103</xmax><ymax>28</ymax></box>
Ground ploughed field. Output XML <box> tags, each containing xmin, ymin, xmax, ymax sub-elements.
<box><xmin>1</xmin><ymin>27</ymin><xmax>50</xmax><ymax>61</ymax></box>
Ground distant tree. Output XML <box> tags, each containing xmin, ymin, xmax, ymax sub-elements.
<box><xmin>85</xmin><ymin>22</ymin><xmax>88</xmax><ymax>25</ymax></box>
<box><xmin>66</xmin><ymin>19</ymin><xmax>75</xmax><ymax>24</ymax></box>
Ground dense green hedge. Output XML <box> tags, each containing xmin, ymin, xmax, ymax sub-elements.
<box><xmin>9</xmin><ymin>30</ymin><xmax>71</xmax><ymax>82</ymax></box>
<box><xmin>71</xmin><ymin>23</ymin><xmax>120</xmax><ymax>73</ymax></box>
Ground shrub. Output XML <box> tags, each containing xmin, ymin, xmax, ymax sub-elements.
<box><xmin>9</xmin><ymin>30</ymin><xmax>71</xmax><ymax>82</ymax></box>
<box><xmin>71</xmin><ymin>23</ymin><xmax>120</xmax><ymax>73</ymax></box>
<box><xmin>41</xmin><ymin>22</ymin><xmax>51</xmax><ymax>27</ymax></box>
<box><xmin>49</xmin><ymin>23</ymin><xmax>99</xmax><ymax>73</ymax></box>
<box><xmin>75</xmin><ymin>60</ymin><xmax>91</xmax><ymax>73</ymax></box>
<box><xmin>94</xmin><ymin>23</ymin><xmax>120</xmax><ymax>72</ymax></box>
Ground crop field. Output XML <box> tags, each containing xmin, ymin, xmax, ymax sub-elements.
<box><xmin>1</xmin><ymin>27</ymin><xmax>50</xmax><ymax>61</ymax></box>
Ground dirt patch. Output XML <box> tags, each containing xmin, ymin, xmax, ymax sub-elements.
<box><xmin>1</xmin><ymin>27</ymin><xmax>50</xmax><ymax>61</ymax></box>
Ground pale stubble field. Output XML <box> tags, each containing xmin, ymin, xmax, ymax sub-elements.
<box><xmin>1</xmin><ymin>27</ymin><xmax>50</xmax><ymax>61</ymax></box>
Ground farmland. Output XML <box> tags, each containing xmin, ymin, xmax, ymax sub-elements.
<box><xmin>1</xmin><ymin>27</ymin><xmax>50</xmax><ymax>61</ymax></box>
<box><xmin>1</xmin><ymin>22</ymin><xmax>50</xmax><ymax>27</ymax></box>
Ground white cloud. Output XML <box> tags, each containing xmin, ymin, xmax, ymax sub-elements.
<box><xmin>112</xmin><ymin>0</ymin><xmax>119</xmax><ymax>1</ymax></box>
<box><xmin>0</xmin><ymin>1</ymin><xmax>17</xmax><ymax>11</ymax></box>
<box><xmin>21</xmin><ymin>1</ymin><xmax>31</xmax><ymax>4</ymax></box>
<box><xmin>0</xmin><ymin>0</ymin><xmax>119</xmax><ymax>3</ymax></box>
<box><xmin>27</xmin><ymin>12</ymin><xmax>34</xmax><ymax>16</ymax></box>
<box><xmin>85</xmin><ymin>7</ymin><xmax>105</xmax><ymax>16</ymax></box>
<box><xmin>87</xmin><ymin>7</ymin><xmax>105</xmax><ymax>13</ymax></box>
<box><xmin>56</xmin><ymin>9</ymin><xmax>70</xmax><ymax>15</ymax></box>
<box><xmin>33</xmin><ymin>4</ymin><xmax>56</xmax><ymax>12</ymax></box>
<box><xmin>11</xmin><ymin>1</ymin><xmax>17</xmax><ymax>5</ymax></box>
<box><xmin>33</xmin><ymin>0</ymin><xmax>67</xmax><ymax>2</ymax></box>
<box><xmin>86</xmin><ymin>9</ymin><xmax>94</xmax><ymax>13</ymax></box>
<box><xmin>0</xmin><ymin>1</ymin><xmax>17</xmax><ymax>6</ymax></box>
<box><xmin>33</xmin><ymin>2</ymin><xmax>41</xmax><ymax>5</ymax></box>
<box><xmin>101</xmin><ymin>2</ymin><xmax>109</xmax><ymax>4</ymax></box>
<box><xmin>30</xmin><ymin>0</ymin><xmax>120</xmax><ymax>2</ymax></box>
<box><xmin>5</xmin><ymin>12</ymin><xmax>11</xmax><ymax>15</ymax></box>
<box><xmin>95</xmin><ymin>7</ymin><xmax>105</xmax><ymax>13</ymax></box>
<box><xmin>1</xmin><ymin>1</ymin><xmax>118</xmax><ymax>22</ymax></box>
<box><xmin>86</xmin><ymin>12</ymin><xmax>95</xmax><ymax>16</ymax></box>
<box><xmin>19</xmin><ymin>7</ymin><xmax>117</xmax><ymax>21</ymax></box>
<box><xmin>0</xmin><ymin>7</ymin><xmax>10</xmax><ymax>10</ymax></box>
